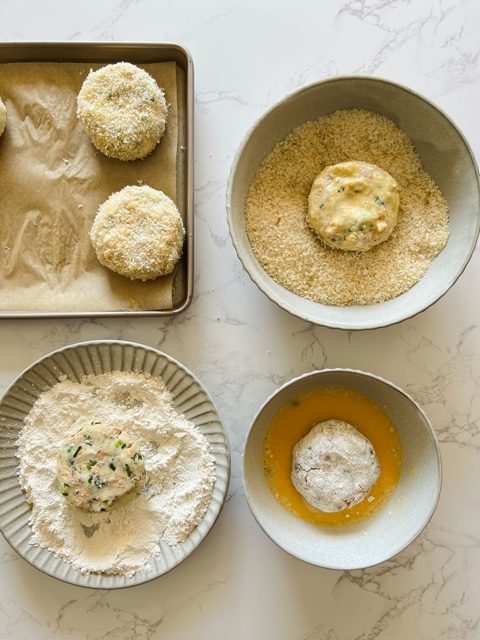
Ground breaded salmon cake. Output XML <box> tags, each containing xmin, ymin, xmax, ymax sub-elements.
<box><xmin>90</xmin><ymin>184</ymin><xmax>185</xmax><ymax>280</ymax></box>
<box><xmin>77</xmin><ymin>62</ymin><xmax>168</xmax><ymax>161</ymax></box>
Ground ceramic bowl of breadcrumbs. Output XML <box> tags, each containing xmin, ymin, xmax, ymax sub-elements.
<box><xmin>226</xmin><ymin>76</ymin><xmax>480</xmax><ymax>330</ymax></box>
<box><xmin>242</xmin><ymin>368</ymin><xmax>441</xmax><ymax>570</ymax></box>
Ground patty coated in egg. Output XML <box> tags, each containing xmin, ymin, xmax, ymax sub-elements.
<box><xmin>307</xmin><ymin>161</ymin><xmax>399</xmax><ymax>251</ymax></box>
<box><xmin>56</xmin><ymin>423</ymin><xmax>146</xmax><ymax>512</ymax></box>
<box><xmin>90</xmin><ymin>185</ymin><xmax>185</xmax><ymax>281</ymax></box>
<box><xmin>291</xmin><ymin>419</ymin><xmax>380</xmax><ymax>512</ymax></box>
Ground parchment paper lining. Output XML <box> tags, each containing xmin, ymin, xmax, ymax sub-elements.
<box><xmin>0</xmin><ymin>61</ymin><xmax>179</xmax><ymax>312</ymax></box>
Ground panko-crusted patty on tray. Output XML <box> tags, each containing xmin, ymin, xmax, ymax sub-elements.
<box><xmin>90</xmin><ymin>184</ymin><xmax>185</xmax><ymax>281</ymax></box>
<box><xmin>77</xmin><ymin>62</ymin><xmax>168</xmax><ymax>161</ymax></box>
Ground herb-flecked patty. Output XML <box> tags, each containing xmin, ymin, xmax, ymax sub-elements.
<box><xmin>56</xmin><ymin>423</ymin><xmax>146</xmax><ymax>512</ymax></box>
<box><xmin>307</xmin><ymin>161</ymin><xmax>399</xmax><ymax>252</ymax></box>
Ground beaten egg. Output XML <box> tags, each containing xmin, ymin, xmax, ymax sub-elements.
<box><xmin>262</xmin><ymin>386</ymin><xmax>402</xmax><ymax>526</ymax></box>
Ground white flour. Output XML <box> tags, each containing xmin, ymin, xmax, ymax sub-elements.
<box><xmin>16</xmin><ymin>370</ymin><xmax>216</xmax><ymax>577</ymax></box>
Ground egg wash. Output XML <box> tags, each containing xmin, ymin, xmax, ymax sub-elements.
<box><xmin>262</xmin><ymin>386</ymin><xmax>403</xmax><ymax>526</ymax></box>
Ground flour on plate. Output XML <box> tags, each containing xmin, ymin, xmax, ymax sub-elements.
<box><xmin>16</xmin><ymin>371</ymin><xmax>216</xmax><ymax>577</ymax></box>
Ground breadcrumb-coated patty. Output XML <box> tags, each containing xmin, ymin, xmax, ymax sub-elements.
<box><xmin>0</xmin><ymin>97</ymin><xmax>6</xmax><ymax>137</ymax></box>
<box><xmin>77</xmin><ymin>62</ymin><xmax>168</xmax><ymax>161</ymax></box>
<box><xmin>90</xmin><ymin>185</ymin><xmax>185</xmax><ymax>281</ymax></box>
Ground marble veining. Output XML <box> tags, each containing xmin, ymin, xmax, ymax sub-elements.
<box><xmin>0</xmin><ymin>0</ymin><xmax>479</xmax><ymax>638</ymax></box>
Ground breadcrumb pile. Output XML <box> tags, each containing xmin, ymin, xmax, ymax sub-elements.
<box><xmin>245</xmin><ymin>109</ymin><xmax>449</xmax><ymax>306</ymax></box>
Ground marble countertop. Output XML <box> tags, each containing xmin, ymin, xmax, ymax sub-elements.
<box><xmin>1</xmin><ymin>1</ymin><xmax>479</xmax><ymax>638</ymax></box>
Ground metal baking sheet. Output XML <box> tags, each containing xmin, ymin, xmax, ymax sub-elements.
<box><xmin>0</xmin><ymin>42</ymin><xmax>194</xmax><ymax>318</ymax></box>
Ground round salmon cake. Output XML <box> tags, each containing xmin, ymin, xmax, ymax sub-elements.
<box><xmin>56</xmin><ymin>423</ymin><xmax>146</xmax><ymax>512</ymax></box>
<box><xmin>307</xmin><ymin>161</ymin><xmax>399</xmax><ymax>252</ymax></box>
<box><xmin>291</xmin><ymin>419</ymin><xmax>380</xmax><ymax>512</ymax></box>
<box><xmin>77</xmin><ymin>62</ymin><xmax>168</xmax><ymax>161</ymax></box>
<box><xmin>90</xmin><ymin>184</ymin><xmax>185</xmax><ymax>281</ymax></box>
<box><xmin>0</xmin><ymin>97</ymin><xmax>6</xmax><ymax>137</ymax></box>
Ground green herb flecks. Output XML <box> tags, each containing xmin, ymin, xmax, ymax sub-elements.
<box><xmin>109</xmin><ymin>463</ymin><xmax>116</xmax><ymax>471</ymax></box>
<box><xmin>86</xmin><ymin>459</ymin><xmax>97</xmax><ymax>471</ymax></box>
<box><xmin>374</xmin><ymin>196</ymin><xmax>385</xmax><ymax>207</ymax></box>
<box><xmin>72</xmin><ymin>445</ymin><xmax>82</xmax><ymax>458</ymax></box>
<box><xmin>125</xmin><ymin>464</ymin><xmax>133</xmax><ymax>478</ymax></box>
<box><xmin>90</xmin><ymin>475</ymin><xmax>107</xmax><ymax>490</ymax></box>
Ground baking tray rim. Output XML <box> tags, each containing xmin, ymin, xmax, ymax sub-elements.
<box><xmin>0</xmin><ymin>41</ymin><xmax>194</xmax><ymax>319</ymax></box>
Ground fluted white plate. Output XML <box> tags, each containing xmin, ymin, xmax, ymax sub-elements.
<box><xmin>0</xmin><ymin>341</ymin><xmax>230</xmax><ymax>589</ymax></box>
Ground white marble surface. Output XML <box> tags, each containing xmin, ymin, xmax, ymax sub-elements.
<box><xmin>1</xmin><ymin>0</ymin><xmax>480</xmax><ymax>638</ymax></box>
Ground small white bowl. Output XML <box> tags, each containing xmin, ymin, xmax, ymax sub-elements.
<box><xmin>226</xmin><ymin>76</ymin><xmax>480</xmax><ymax>330</ymax></box>
<box><xmin>242</xmin><ymin>369</ymin><xmax>441</xmax><ymax>570</ymax></box>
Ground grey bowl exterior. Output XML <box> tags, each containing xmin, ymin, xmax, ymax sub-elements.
<box><xmin>227</xmin><ymin>75</ymin><xmax>480</xmax><ymax>330</ymax></box>
<box><xmin>242</xmin><ymin>368</ymin><xmax>441</xmax><ymax>570</ymax></box>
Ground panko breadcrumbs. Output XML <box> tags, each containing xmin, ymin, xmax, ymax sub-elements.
<box><xmin>77</xmin><ymin>62</ymin><xmax>168</xmax><ymax>161</ymax></box>
<box><xmin>245</xmin><ymin>109</ymin><xmax>449</xmax><ymax>306</ymax></box>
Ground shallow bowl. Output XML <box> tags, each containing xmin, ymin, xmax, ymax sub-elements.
<box><xmin>242</xmin><ymin>368</ymin><xmax>441</xmax><ymax>570</ymax></box>
<box><xmin>226</xmin><ymin>75</ymin><xmax>480</xmax><ymax>330</ymax></box>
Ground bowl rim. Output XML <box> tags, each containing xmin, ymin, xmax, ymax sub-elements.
<box><xmin>242</xmin><ymin>367</ymin><xmax>443</xmax><ymax>570</ymax></box>
<box><xmin>226</xmin><ymin>74</ymin><xmax>480</xmax><ymax>331</ymax></box>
